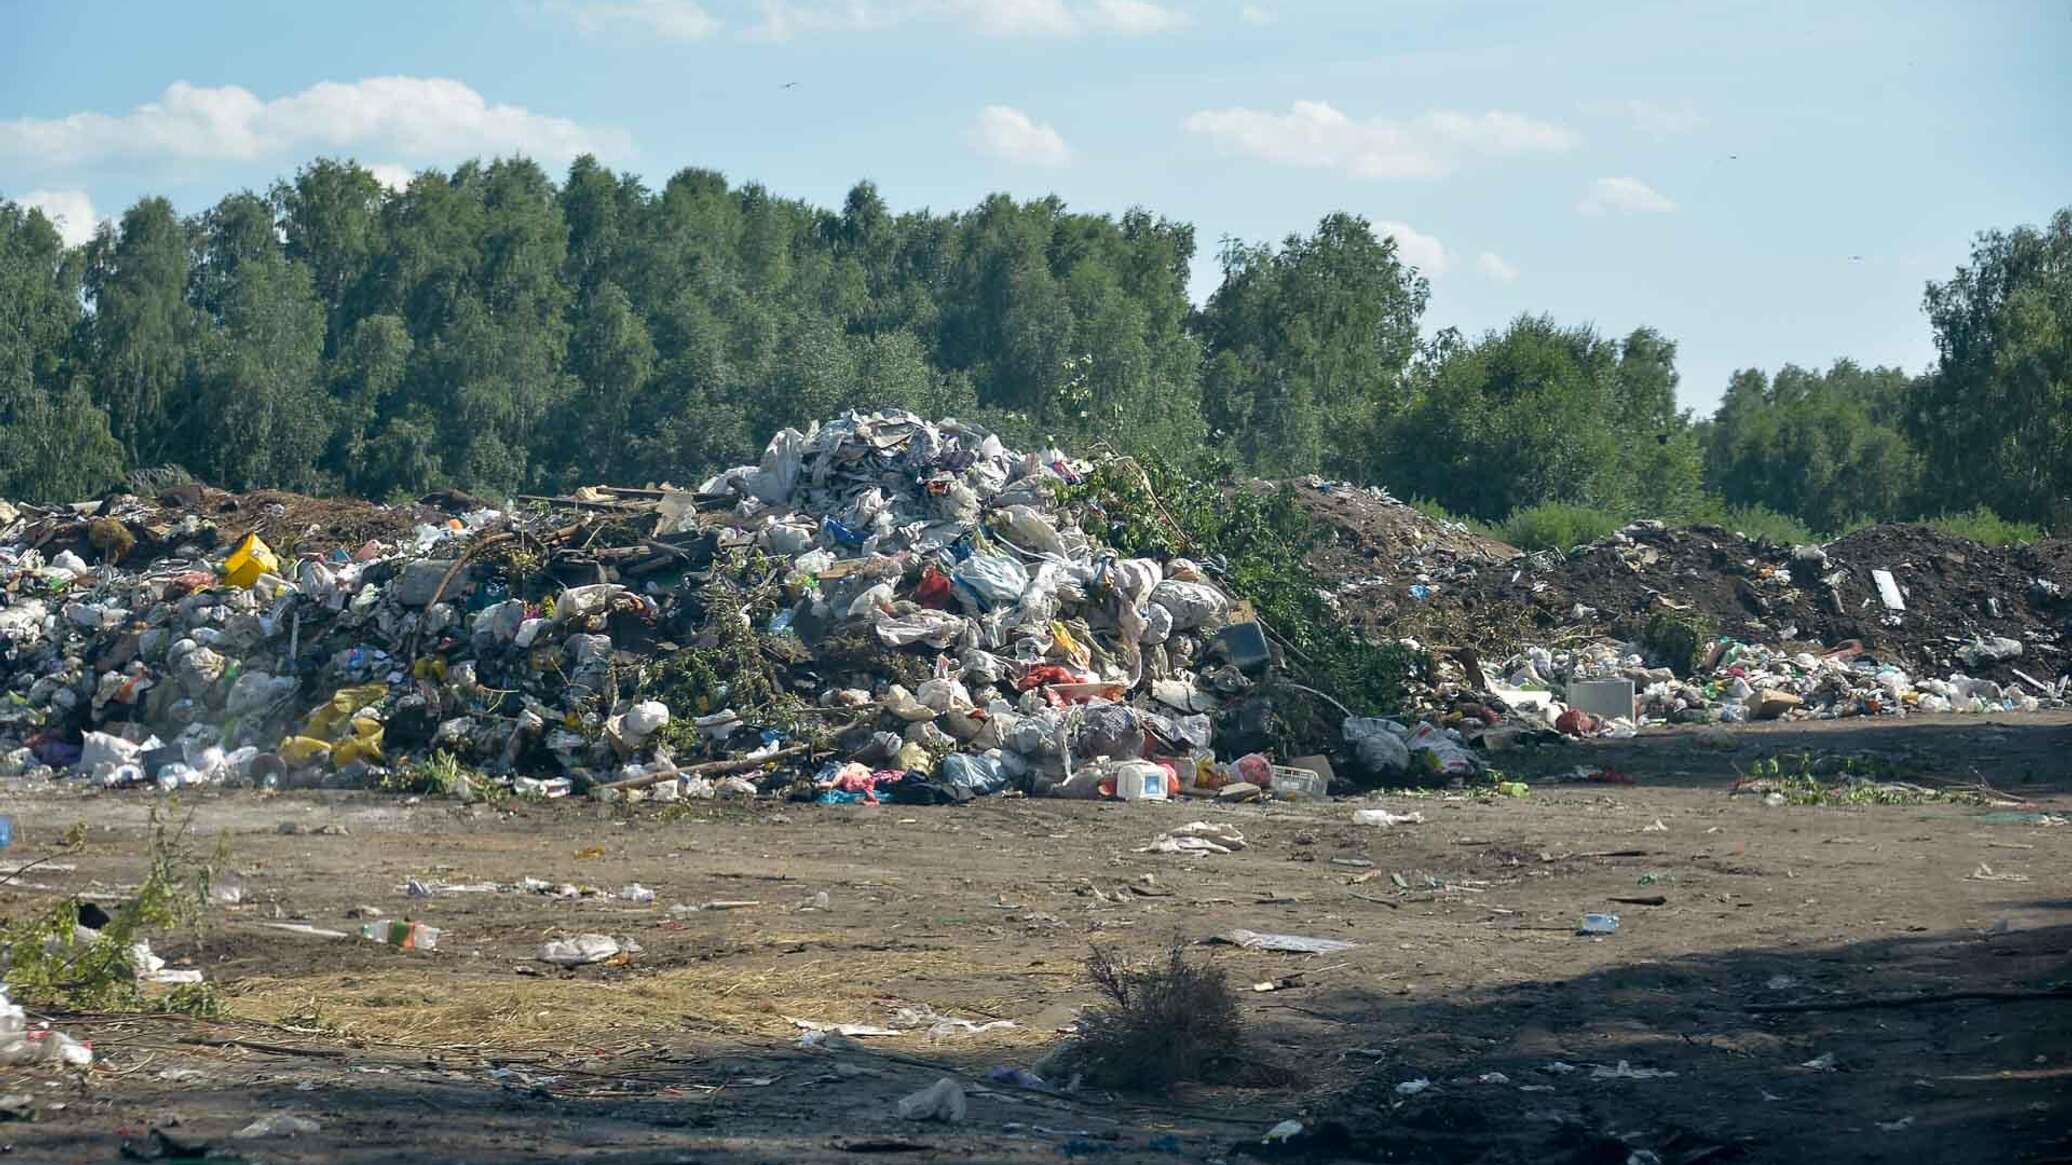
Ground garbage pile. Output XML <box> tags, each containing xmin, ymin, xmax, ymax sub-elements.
<box><xmin>5</xmin><ymin>413</ymin><xmax>2067</xmax><ymax>798</ymax></box>
<box><xmin>0</xmin><ymin>412</ymin><xmax>1443</xmax><ymax>802</ymax></box>
<box><xmin>1393</xmin><ymin>526</ymin><xmax>2072</xmax><ymax>740</ymax></box>
<box><xmin>1390</xmin><ymin>518</ymin><xmax>2071</xmax><ymax>687</ymax></box>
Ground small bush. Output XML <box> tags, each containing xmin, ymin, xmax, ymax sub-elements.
<box><xmin>1063</xmin><ymin>944</ymin><xmax>1246</xmax><ymax>1091</ymax></box>
<box><xmin>3</xmin><ymin>807</ymin><xmax>220</xmax><ymax>1013</ymax></box>
<box><xmin>383</xmin><ymin>750</ymin><xmax>475</xmax><ymax>797</ymax></box>
<box><xmin>1408</xmin><ymin>497</ymin><xmax>1499</xmax><ymax>539</ymax></box>
<box><xmin>1718</xmin><ymin>504</ymin><xmax>1817</xmax><ymax>546</ymax></box>
<box><xmin>1499</xmin><ymin>502</ymin><xmax>1621</xmax><ymax>551</ymax></box>
<box><xmin>1925</xmin><ymin>506</ymin><xmax>2043</xmax><ymax>546</ymax></box>
<box><xmin>1643</xmin><ymin>609</ymin><xmax>1718</xmax><ymax>677</ymax></box>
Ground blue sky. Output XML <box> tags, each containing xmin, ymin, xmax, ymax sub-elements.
<box><xmin>4</xmin><ymin>0</ymin><xmax>2068</xmax><ymax>412</ymax></box>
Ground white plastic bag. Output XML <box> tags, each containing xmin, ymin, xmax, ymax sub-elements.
<box><xmin>1150</xmin><ymin>580</ymin><xmax>1229</xmax><ymax>631</ymax></box>
<box><xmin>955</xmin><ymin>554</ymin><xmax>1030</xmax><ymax>609</ymax></box>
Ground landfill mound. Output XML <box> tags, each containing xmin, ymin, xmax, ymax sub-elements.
<box><xmin>1385</xmin><ymin>519</ymin><xmax>2070</xmax><ymax>688</ymax></box>
<box><xmin>1</xmin><ymin>412</ymin><xmax>1453</xmax><ymax>803</ymax></box>
<box><xmin>3</xmin><ymin>411</ymin><xmax>2068</xmax><ymax>803</ymax></box>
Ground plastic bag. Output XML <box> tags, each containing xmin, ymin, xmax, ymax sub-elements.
<box><xmin>747</xmin><ymin>427</ymin><xmax>808</xmax><ymax>503</ymax></box>
<box><xmin>1151</xmin><ymin>580</ymin><xmax>1229</xmax><ymax>631</ymax></box>
<box><xmin>1343</xmin><ymin>717</ymin><xmax>1411</xmax><ymax>778</ymax></box>
<box><xmin>954</xmin><ymin>554</ymin><xmax>1030</xmax><ymax>609</ymax></box>
<box><xmin>876</xmin><ymin>610</ymin><xmax>967</xmax><ymax>648</ymax></box>
<box><xmin>940</xmin><ymin>753</ymin><xmax>1011</xmax><ymax>796</ymax></box>
<box><xmin>998</xmin><ymin>504</ymin><xmax>1068</xmax><ymax>557</ymax></box>
<box><xmin>1406</xmin><ymin>722</ymin><xmax>1479</xmax><ymax>777</ymax></box>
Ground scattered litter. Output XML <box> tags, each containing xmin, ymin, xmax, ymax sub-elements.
<box><xmin>1352</xmin><ymin>808</ymin><xmax>1425</xmax><ymax>828</ymax></box>
<box><xmin>1210</xmin><ymin>929</ymin><xmax>1358</xmax><ymax>954</ymax></box>
<box><xmin>537</xmin><ymin>934</ymin><xmax>630</xmax><ymax>965</ymax></box>
<box><xmin>1262</xmin><ymin>1120</ymin><xmax>1305</xmax><ymax>1144</ymax></box>
<box><xmin>254</xmin><ymin>922</ymin><xmax>349</xmax><ymax>939</ymax></box>
<box><xmin>1577</xmin><ymin>912</ymin><xmax>1621</xmax><ymax>935</ymax></box>
<box><xmin>0</xmin><ymin>984</ymin><xmax>91</xmax><ymax>1067</ymax></box>
<box><xmin>1801</xmin><ymin>1052</ymin><xmax>1837</xmax><ymax>1071</ymax></box>
<box><xmin>1394</xmin><ymin>1077</ymin><xmax>1432</xmax><ymax>1096</ymax></box>
<box><xmin>1589</xmin><ymin>1060</ymin><xmax>1676</xmax><ymax>1080</ymax></box>
<box><xmin>1140</xmin><ymin>822</ymin><xmax>1246</xmax><ymax>855</ymax></box>
<box><xmin>896</xmin><ymin>1077</ymin><xmax>967</xmax><ymax>1123</ymax></box>
<box><xmin>791</xmin><ymin>1019</ymin><xmax>905</xmax><ymax>1038</ymax></box>
<box><xmin>233</xmin><ymin>1113</ymin><xmax>321</xmax><ymax>1139</ymax></box>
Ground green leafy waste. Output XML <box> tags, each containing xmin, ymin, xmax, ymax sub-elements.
<box><xmin>1058</xmin><ymin>452</ymin><xmax>1422</xmax><ymax>739</ymax></box>
<box><xmin>2</xmin><ymin>806</ymin><xmax>225</xmax><ymax>1016</ymax></box>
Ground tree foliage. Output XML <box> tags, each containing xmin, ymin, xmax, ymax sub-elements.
<box><xmin>1910</xmin><ymin>209</ymin><xmax>2072</xmax><ymax>529</ymax></box>
<box><xmin>0</xmin><ymin>164</ymin><xmax>2064</xmax><ymax>539</ymax></box>
<box><xmin>1702</xmin><ymin>360</ymin><xmax>1920</xmax><ymax>535</ymax></box>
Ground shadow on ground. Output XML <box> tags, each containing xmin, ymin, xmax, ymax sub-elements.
<box><xmin>1240</xmin><ymin>916</ymin><xmax>2072</xmax><ymax>1164</ymax></box>
<box><xmin>18</xmin><ymin>917</ymin><xmax>2068</xmax><ymax>1164</ymax></box>
<box><xmin>1500</xmin><ymin>712</ymin><xmax>2072</xmax><ymax>793</ymax></box>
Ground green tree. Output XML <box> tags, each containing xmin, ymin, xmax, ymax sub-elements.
<box><xmin>1386</xmin><ymin>316</ymin><xmax>1703</xmax><ymax>523</ymax></box>
<box><xmin>185</xmin><ymin>193</ymin><xmax>329</xmax><ymax>490</ymax></box>
<box><xmin>1908</xmin><ymin>207</ymin><xmax>2072</xmax><ymax>527</ymax></box>
<box><xmin>1197</xmin><ymin>213</ymin><xmax>1426</xmax><ymax>477</ymax></box>
<box><xmin>0</xmin><ymin>202</ymin><xmax>123</xmax><ymax>500</ymax></box>
<box><xmin>275</xmin><ymin>158</ymin><xmax>390</xmax><ymax>354</ymax></box>
<box><xmin>1704</xmin><ymin>360</ymin><xmax>1921</xmax><ymax>533</ymax></box>
<box><xmin>554</xmin><ymin>280</ymin><xmax>656</xmax><ymax>483</ymax></box>
<box><xmin>83</xmin><ymin>197</ymin><xmax>194</xmax><ymax>466</ymax></box>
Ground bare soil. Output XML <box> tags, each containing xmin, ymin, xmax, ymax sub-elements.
<box><xmin>3</xmin><ymin>714</ymin><xmax>2069</xmax><ymax>1164</ymax></box>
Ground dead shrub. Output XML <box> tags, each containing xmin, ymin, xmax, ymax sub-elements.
<box><xmin>1060</xmin><ymin>942</ymin><xmax>1248</xmax><ymax>1091</ymax></box>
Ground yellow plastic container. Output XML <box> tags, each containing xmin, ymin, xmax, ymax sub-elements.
<box><xmin>223</xmin><ymin>533</ymin><xmax>279</xmax><ymax>589</ymax></box>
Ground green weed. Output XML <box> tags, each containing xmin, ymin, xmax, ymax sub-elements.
<box><xmin>1924</xmin><ymin>506</ymin><xmax>2043</xmax><ymax>546</ymax></box>
<box><xmin>2</xmin><ymin>806</ymin><xmax>223</xmax><ymax>1013</ymax></box>
<box><xmin>1498</xmin><ymin>502</ymin><xmax>1621</xmax><ymax>551</ymax></box>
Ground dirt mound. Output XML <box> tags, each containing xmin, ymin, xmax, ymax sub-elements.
<box><xmin>8</xmin><ymin>484</ymin><xmax>434</xmax><ymax>568</ymax></box>
<box><xmin>1386</xmin><ymin>519</ymin><xmax>2071</xmax><ymax>682</ymax></box>
<box><xmin>1270</xmin><ymin>480</ymin><xmax>1520</xmax><ymax>643</ymax></box>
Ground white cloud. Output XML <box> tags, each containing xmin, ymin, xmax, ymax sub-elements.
<box><xmin>965</xmin><ymin>0</ymin><xmax>1082</xmax><ymax>35</ymax></box>
<box><xmin>1182</xmin><ymin>100</ymin><xmax>1576</xmax><ymax>180</ymax></box>
<box><xmin>745</xmin><ymin>0</ymin><xmax>1184</xmax><ymax>39</ymax></box>
<box><xmin>1475</xmin><ymin>250</ymin><xmax>1518</xmax><ymax>283</ymax></box>
<box><xmin>970</xmin><ymin>105</ymin><xmax>1070</xmax><ymax>166</ymax></box>
<box><xmin>1238</xmin><ymin>3</ymin><xmax>1271</xmax><ymax>25</ymax></box>
<box><xmin>1577</xmin><ymin>176</ymin><xmax>1677</xmax><ymax>215</ymax></box>
<box><xmin>1376</xmin><ymin>220</ymin><xmax>1448</xmax><ymax>276</ymax></box>
<box><xmin>17</xmin><ymin>190</ymin><xmax>100</xmax><ymax>247</ymax></box>
<box><xmin>0</xmin><ymin>78</ymin><xmax>630</xmax><ymax>168</ymax></box>
<box><xmin>1083</xmin><ymin>0</ymin><xmax>1187</xmax><ymax>34</ymax></box>
<box><xmin>366</xmin><ymin>163</ymin><xmax>415</xmax><ymax>193</ymax></box>
<box><xmin>560</xmin><ymin>0</ymin><xmax>721</xmax><ymax>40</ymax></box>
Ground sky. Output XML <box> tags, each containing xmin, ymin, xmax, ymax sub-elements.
<box><xmin>3</xmin><ymin>0</ymin><xmax>2068</xmax><ymax>413</ymax></box>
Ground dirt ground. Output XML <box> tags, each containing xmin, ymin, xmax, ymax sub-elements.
<box><xmin>3</xmin><ymin>714</ymin><xmax>2069</xmax><ymax>1164</ymax></box>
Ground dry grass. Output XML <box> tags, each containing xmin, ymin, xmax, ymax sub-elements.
<box><xmin>1057</xmin><ymin>943</ymin><xmax>1250</xmax><ymax>1091</ymax></box>
<box><xmin>222</xmin><ymin>949</ymin><xmax>1060</xmax><ymax>1052</ymax></box>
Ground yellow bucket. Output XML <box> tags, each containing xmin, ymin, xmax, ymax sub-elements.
<box><xmin>223</xmin><ymin>533</ymin><xmax>279</xmax><ymax>589</ymax></box>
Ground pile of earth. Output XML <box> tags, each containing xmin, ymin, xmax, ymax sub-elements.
<box><xmin>1379</xmin><ymin>520</ymin><xmax>2071</xmax><ymax>685</ymax></box>
<box><xmin>6</xmin><ymin>482</ymin><xmax>455</xmax><ymax>567</ymax></box>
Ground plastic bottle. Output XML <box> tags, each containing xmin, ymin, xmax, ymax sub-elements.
<box><xmin>360</xmin><ymin>920</ymin><xmax>441</xmax><ymax>950</ymax></box>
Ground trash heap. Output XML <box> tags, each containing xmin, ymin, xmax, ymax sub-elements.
<box><xmin>0</xmin><ymin>412</ymin><xmax>1443</xmax><ymax>802</ymax></box>
<box><xmin>5</xmin><ymin>413</ymin><xmax>2065</xmax><ymax>795</ymax></box>
<box><xmin>1391</xmin><ymin>518</ymin><xmax>2071</xmax><ymax>687</ymax></box>
<box><xmin>1367</xmin><ymin>516</ymin><xmax>2071</xmax><ymax>740</ymax></box>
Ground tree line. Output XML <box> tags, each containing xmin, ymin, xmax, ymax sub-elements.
<box><xmin>2</xmin><ymin>157</ymin><xmax>2066</xmax><ymax>538</ymax></box>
